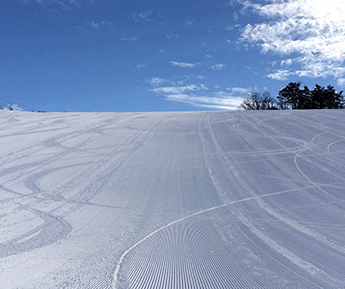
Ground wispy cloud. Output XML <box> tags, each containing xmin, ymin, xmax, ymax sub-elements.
<box><xmin>152</xmin><ymin>84</ymin><xmax>207</xmax><ymax>95</ymax></box>
<box><xmin>87</xmin><ymin>20</ymin><xmax>113</xmax><ymax>29</ymax></box>
<box><xmin>135</xmin><ymin>63</ymin><xmax>147</xmax><ymax>69</ymax></box>
<box><xmin>210</xmin><ymin>64</ymin><xmax>227</xmax><ymax>71</ymax></box>
<box><xmin>228</xmin><ymin>87</ymin><xmax>250</xmax><ymax>95</ymax></box>
<box><xmin>148</xmin><ymin>79</ymin><xmax>247</xmax><ymax>110</ymax></box>
<box><xmin>166</xmin><ymin>33</ymin><xmax>180</xmax><ymax>40</ymax></box>
<box><xmin>281</xmin><ymin>59</ymin><xmax>293</xmax><ymax>66</ymax></box>
<box><xmin>337</xmin><ymin>78</ymin><xmax>345</xmax><ymax>86</ymax></box>
<box><xmin>146</xmin><ymin>78</ymin><xmax>169</xmax><ymax>86</ymax></box>
<box><xmin>267</xmin><ymin>70</ymin><xmax>293</xmax><ymax>81</ymax></box>
<box><xmin>165</xmin><ymin>94</ymin><xmax>245</xmax><ymax>110</ymax></box>
<box><xmin>22</xmin><ymin>0</ymin><xmax>80</xmax><ymax>9</ymax></box>
<box><xmin>170</xmin><ymin>61</ymin><xmax>198</xmax><ymax>68</ymax></box>
<box><xmin>185</xmin><ymin>75</ymin><xmax>206</xmax><ymax>80</ymax></box>
<box><xmin>118</xmin><ymin>36</ymin><xmax>138</xmax><ymax>42</ymax></box>
<box><xmin>241</xmin><ymin>0</ymin><xmax>345</xmax><ymax>82</ymax></box>
<box><xmin>132</xmin><ymin>10</ymin><xmax>154</xmax><ymax>22</ymax></box>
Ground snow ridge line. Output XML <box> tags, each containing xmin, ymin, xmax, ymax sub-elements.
<box><xmin>112</xmin><ymin>203</ymin><xmax>228</xmax><ymax>288</ymax></box>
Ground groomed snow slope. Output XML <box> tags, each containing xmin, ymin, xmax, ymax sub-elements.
<box><xmin>0</xmin><ymin>110</ymin><xmax>344</xmax><ymax>289</ymax></box>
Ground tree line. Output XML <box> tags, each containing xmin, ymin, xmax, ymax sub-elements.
<box><xmin>240</xmin><ymin>82</ymin><xmax>344</xmax><ymax>110</ymax></box>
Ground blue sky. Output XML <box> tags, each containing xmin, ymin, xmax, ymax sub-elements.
<box><xmin>1</xmin><ymin>0</ymin><xmax>344</xmax><ymax>112</ymax></box>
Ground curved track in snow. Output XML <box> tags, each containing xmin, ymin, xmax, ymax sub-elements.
<box><xmin>0</xmin><ymin>110</ymin><xmax>344</xmax><ymax>288</ymax></box>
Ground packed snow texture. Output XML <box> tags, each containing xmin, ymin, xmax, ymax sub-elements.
<box><xmin>0</xmin><ymin>110</ymin><xmax>344</xmax><ymax>288</ymax></box>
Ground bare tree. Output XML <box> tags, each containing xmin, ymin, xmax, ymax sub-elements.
<box><xmin>240</xmin><ymin>92</ymin><xmax>277</xmax><ymax>110</ymax></box>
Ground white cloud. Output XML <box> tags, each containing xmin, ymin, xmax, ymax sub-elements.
<box><xmin>132</xmin><ymin>10</ymin><xmax>154</xmax><ymax>22</ymax></box>
<box><xmin>27</xmin><ymin>0</ymin><xmax>78</xmax><ymax>3</ymax></box>
<box><xmin>146</xmin><ymin>78</ymin><xmax>168</xmax><ymax>86</ymax></box>
<box><xmin>166</xmin><ymin>33</ymin><xmax>180</xmax><ymax>40</ymax></box>
<box><xmin>149</xmin><ymin>80</ymin><xmax>247</xmax><ymax>110</ymax></box>
<box><xmin>165</xmin><ymin>94</ymin><xmax>244</xmax><ymax>110</ymax></box>
<box><xmin>185</xmin><ymin>75</ymin><xmax>206</xmax><ymax>80</ymax></box>
<box><xmin>88</xmin><ymin>20</ymin><xmax>113</xmax><ymax>29</ymax></box>
<box><xmin>337</xmin><ymin>78</ymin><xmax>345</xmax><ymax>86</ymax></box>
<box><xmin>210</xmin><ymin>64</ymin><xmax>227</xmax><ymax>71</ymax></box>
<box><xmin>22</xmin><ymin>0</ymin><xmax>80</xmax><ymax>9</ymax></box>
<box><xmin>227</xmin><ymin>87</ymin><xmax>250</xmax><ymax>95</ymax></box>
<box><xmin>281</xmin><ymin>59</ymin><xmax>293</xmax><ymax>66</ymax></box>
<box><xmin>170</xmin><ymin>61</ymin><xmax>198</xmax><ymax>68</ymax></box>
<box><xmin>152</xmin><ymin>84</ymin><xmax>207</xmax><ymax>95</ymax></box>
<box><xmin>267</xmin><ymin>70</ymin><xmax>294</xmax><ymax>81</ymax></box>
<box><xmin>233</xmin><ymin>11</ymin><xmax>239</xmax><ymax>21</ymax></box>
<box><xmin>241</xmin><ymin>0</ymin><xmax>345</xmax><ymax>82</ymax></box>
<box><xmin>118</xmin><ymin>36</ymin><xmax>138</xmax><ymax>42</ymax></box>
<box><xmin>135</xmin><ymin>64</ymin><xmax>147</xmax><ymax>69</ymax></box>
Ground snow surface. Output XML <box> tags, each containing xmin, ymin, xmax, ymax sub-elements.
<box><xmin>0</xmin><ymin>110</ymin><xmax>344</xmax><ymax>289</ymax></box>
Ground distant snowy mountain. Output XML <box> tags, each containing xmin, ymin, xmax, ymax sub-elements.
<box><xmin>1</xmin><ymin>104</ymin><xmax>23</xmax><ymax>111</ymax></box>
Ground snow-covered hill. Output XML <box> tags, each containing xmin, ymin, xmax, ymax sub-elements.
<box><xmin>1</xmin><ymin>110</ymin><xmax>344</xmax><ymax>288</ymax></box>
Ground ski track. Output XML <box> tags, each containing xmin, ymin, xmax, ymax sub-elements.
<box><xmin>112</xmin><ymin>203</ymin><xmax>228</xmax><ymax>288</ymax></box>
<box><xmin>1</xmin><ymin>110</ymin><xmax>345</xmax><ymax>288</ymax></box>
<box><xmin>112</xmin><ymin>183</ymin><xmax>345</xmax><ymax>289</ymax></box>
